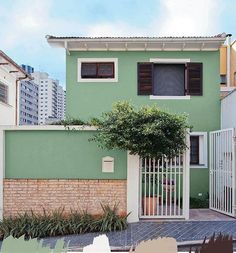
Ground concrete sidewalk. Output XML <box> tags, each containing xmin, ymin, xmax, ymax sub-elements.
<box><xmin>42</xmin><ymin>219</ymin><xmax>236</xmax><ymax>251</ymax></box>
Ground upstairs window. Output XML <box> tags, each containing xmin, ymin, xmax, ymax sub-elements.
<box><xmin>220</xmin><ymin>74</ymin><xmax>227</xmax><ymax>85</ymax></box>
<box><xmin>78</xmin><ymin>58</ymin><xmax>118</xmax><ymax>82</ymax></box>
<box><xmin>81</xmin><ymin>62</ymin><xmax>114</xmax><ymax>79</ymax></box>
<box><xmin>137</xmin><ymin>62</ymin><xmax>203</xmax><ymax>97</ymax></box>
<box><xmin>0</xmin><ymin>82</ymin><xmax>8</xmax><ymax>104</ymax></box>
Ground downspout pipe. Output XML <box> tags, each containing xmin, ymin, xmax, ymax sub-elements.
<box><xmin>226</xmin><ymin>34</ymin><xmax>232</xmax><ymax>88</ymax></box>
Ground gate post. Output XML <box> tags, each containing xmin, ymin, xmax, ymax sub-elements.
<box><xmin>127</xmin><ymin>151</ymin><xmax>140</xmax><ymax>222</ymax></box>
<box><xmin>183</xmin><ymin>132</ymin><xmax>190</xmax><ymax>220</ymax></box>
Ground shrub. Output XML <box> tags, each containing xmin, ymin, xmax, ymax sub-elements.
<box><xmin>0</xmin><ymin>204</ymin><xmax>128</xmax><ymax>239</ymax></box>
<box><xmin>190</xmin><ymin>194</ymin><xmax>209</xmax><ymax>208</ymax></box>
<box><xmin>50</xmin><ymin>117</ymin><xmax>86</xmax><ymax>126</ymax></box>
<box><xmin>92</xmin><ymin>101</ymin><xmax>190</xmax><ymax>158</ymax></box>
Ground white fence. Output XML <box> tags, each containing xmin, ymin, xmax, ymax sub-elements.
<box><xmin>139</xmin><ymin>152</ymin><xmax>189</xmax><ymax>219</ymax></box>
<box><xmin>209</xmin><ymin>128</ymin><xmax>236</xmax><ymax>217</ymax></box>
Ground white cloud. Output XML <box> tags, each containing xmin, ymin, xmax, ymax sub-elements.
<box><xmin>153</xmin><ymin>0</ymin><xmax>220</xmax><ymax>36</ymax></box>
<box><xmin>82</xmin><ymin>0</ymin><xmax>221</xmax><ymax>37</ymax></box>
<box><xmin>0</xmin><ymin>0</ymin><xmax>222</xmax><ymax>87</ymax></box>
<box><xmin>85</xmin><ymin>22</ymin><xmax>148</xmax><ymax>37</ymax></box>
<box><xmin>0</xmin><ymin>0</ymin><xmax>221</xmax><ymax>52</ymax></box>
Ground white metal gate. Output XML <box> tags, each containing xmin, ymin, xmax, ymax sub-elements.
<box><xmin>210</xmin><ymin>128</ymin><xmax>236</xmax><ymax>217</ymax></box>
<box><xmin>139</xmin><ymin>152</ymin><xmax>189</xmax><ymax>219</ymax></box>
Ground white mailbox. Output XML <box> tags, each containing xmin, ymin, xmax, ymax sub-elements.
<box><xmin>102</xmin><ymin>156</ymin><xmax>114</xmax><ymax>173</ymax></box>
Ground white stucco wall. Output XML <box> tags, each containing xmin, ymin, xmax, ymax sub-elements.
<box><xmin>221</xmin><ymin>90</ymin><xmax>236</xmax><ymax>129</ymax></box>
<box><xmin>0</xmin><ymin>67</ymin><xmax>16</xmax><ymax>125</ymax></box>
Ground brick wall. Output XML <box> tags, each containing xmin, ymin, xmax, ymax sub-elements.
<box><xmin>3</xmin><ymin>179</ymin><xmax>127</xmax><ymax>217</ymax></box>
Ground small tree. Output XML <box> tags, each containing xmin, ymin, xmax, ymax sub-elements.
<box><xmin>92</xmin><ymin>101</ymin><xmax>190</xmax><ymax>158</ymax></box>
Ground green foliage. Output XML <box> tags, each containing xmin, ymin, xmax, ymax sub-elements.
<box><xmin>92</xmin><ymin>101</ymin><xmax>190</xmax><ymax>158</ymax></box>
<box><xmin>0</xmin><ymin>205</ymin><xmax>128</xmax><ymax>240</ymax></box>
<box><xmin>51</xmin><ymin>117</ymin><xmax>86</xmax><ymax>126</ymax></box>
<box><xmin>190</xmin><ymin>193</ymin><xmax>209</xmax><ymax>208</ymax></box>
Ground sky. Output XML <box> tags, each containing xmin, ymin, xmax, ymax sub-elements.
<box><xmin>0</xmin><ymin>0</ymin><xmax>235</xmax><ymax>88</ymax></box>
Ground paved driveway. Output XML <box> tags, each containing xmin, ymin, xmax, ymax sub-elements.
<box><xmin>42</xmin><ymin>220</ymin><xmax>236</xmax><ymax>251</ymax></box>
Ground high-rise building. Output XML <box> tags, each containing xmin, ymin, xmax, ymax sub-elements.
<box><xmin>31</xmin><ymin>71</ymin><xmax>66</xmax><ymax>125</ymax></box>
<box><xmin>21</xmin><ymin>64</ymin><xmax>34</xmax><ymax>75</ymax></box>
<box><xmin>19</xmin><ymin>65</ymin><xmax>38</xmax><ymax>125</ymax></box>
<box><xmin>57</xmin><ymin>85</ymin><xmax>66</xmax><ymax>120</ymax></box>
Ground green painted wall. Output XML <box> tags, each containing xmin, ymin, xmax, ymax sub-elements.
<box><xmin>65</xmin><ymin>50</ymin><xmax>220</xmax><ymax>198</ymax></box>
<box><xmin>66</xmin><ymin>51</ymin><xmax>220</xmax><ymax>132</ymax></box>
<box><xmin>5</xmin><ymin>130</ymin><xmax>127</xmax><ymax>179</ymax></box>
<box><xmin>5</xmin><ymin>51</ymin><xmax>220</xmax><ymax>198</ymax></box>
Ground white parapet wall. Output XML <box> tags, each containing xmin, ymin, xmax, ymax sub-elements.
<box><xmin>221</xmin><ymin>89</ymin><xmax>236</xmax><ymax>129</ymax></box>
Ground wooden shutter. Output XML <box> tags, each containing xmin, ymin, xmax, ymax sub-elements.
<box><xmin>137</xmin><ymin>63</ymin><xmax>153</xmax><ymax>95</ymax></box>
<box><xmin>186</xmin><ymin>63</ymin><xmax>203</xmax><ymax>96</ymax></box>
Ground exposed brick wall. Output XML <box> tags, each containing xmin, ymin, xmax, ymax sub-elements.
<box><xmin>3</xmin><ymin>179</ymin><xmax>127</xmax><ymax>217</ymax></box>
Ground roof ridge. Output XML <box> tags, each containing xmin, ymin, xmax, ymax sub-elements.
<box><xmin>46</xmin><ymin>33</ymin><xmax>227</xmax><ymax>40</ymax></box>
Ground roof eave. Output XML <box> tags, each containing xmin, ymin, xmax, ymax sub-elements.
<box><xmin>0</xmin><ymin>51</ymin><xmax>32</xmax><ymax>80</ymax></box>
<box><xmin>47</xmin><ymin>37</ymin><xmax>225</xmax><ymax>52</ymax></box>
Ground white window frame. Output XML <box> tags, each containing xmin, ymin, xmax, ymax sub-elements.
<box><xmin>0</xmin><ymin>81</ymin><xmax>9</xmax><ymax>105</ymax></box>
<box><xmin>190</xmin><ymin>132</ymin><xmax>208</xmax><ymax>168</ymax></box>
<box><xmin>77</xmin><ymin>58</ymin><xmax>118</xmax><ymax>83</ymax></box>
<box><xmin>149</xmin><ymin>58</ymin><xmax>191</xmax><ymax>100</ymax></box>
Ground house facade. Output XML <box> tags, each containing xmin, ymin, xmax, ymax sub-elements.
<box><xmin>0</xmin><ymin>51</ymin><xmax>30</xmax><ymax>125</ymax></box>
<box><xmin>0</xmin><ymin>34</ymin><xmax>226</xmax><ymax>222</ymax></box>
<box><xmin>48</xmin><ymin>34</ymin><xmax>225</xmax><ymax>199</ymax></box>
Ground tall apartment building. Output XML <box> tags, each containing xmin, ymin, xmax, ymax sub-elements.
<box><xmin>31</xmin><ymin>71</ymin><xmax>65</xmax><ymax>125</ymax></box>
<box><xmin>19</xmin><ymin>65</ymin><xmax>39</xmax><ymax>125</ymax></box>
<box><xmin>57</xmin><ymin>85</ymin><xmax>66</xmax><ymax>120</ymax></box>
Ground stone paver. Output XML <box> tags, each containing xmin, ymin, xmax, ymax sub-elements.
<box><xmin>42</xmin><ymin>220</ymin><xmax>236</xmax><ymax>250</ymax></box>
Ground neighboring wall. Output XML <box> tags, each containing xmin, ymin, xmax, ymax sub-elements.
<box><xmin>231</xmin><ymin>41</ymin><xmax>236</xmax><ymax>86</ymax></box>
<box><xmin>221</xmin><ymin>90</ymin><xmax>236</xmax><ymax>129</ymax></box>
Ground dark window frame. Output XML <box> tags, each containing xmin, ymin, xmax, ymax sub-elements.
<box><xmin>0</xmin><ymin>82</ymin><xmax>8</xmax><ymax>104</ymax></box>
<box><xmin>137</xmin><ymin>62</ymin><xmax>203</xmax><ymax>96</ymax></box>
<box><xmin>190</xmin><ymin>136</ymin><xmax>200</xmax><ymax>165</ymax></box>
<box><xmin>81</xmin><ymin>62</ymin><xmax>115</xmax><ymax>79</ymax></box>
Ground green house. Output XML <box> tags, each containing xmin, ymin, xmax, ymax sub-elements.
<box><xmin>0</xmin><ymin>34</ymin><xmax>227</xmax><ymax>222</ymax></box>
<box><xmin>46</xmin><ymin>34</ymin><xmax>226</xmax><ymax>221</ymax></box>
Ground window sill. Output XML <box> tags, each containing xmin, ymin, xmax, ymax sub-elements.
<box><xmin>78</xmin><ymin>78</ymin><xmax>118</xmax><ymax>83</ymax></box>
<box><xmin>190</xmin><ymin>165</ymin><xmax>208</xmax><ymax>169</ymax></box>
<box><xmin>149</xmin><ymin>95</ymin><xmax>191</xmax><ymax>100</ymax></box>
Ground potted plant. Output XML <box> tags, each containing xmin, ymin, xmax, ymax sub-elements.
<box><xmin>161</xmin><ymin>177</ymin><xmax>175</xmax><ymax>205</ymax></box>
<box><xmin>142</xmin><ymin>174</ymin><xmax>162</xmax><ymax>215</ymax></box>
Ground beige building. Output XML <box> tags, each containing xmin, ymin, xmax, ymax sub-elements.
<box><xmin>220</xmin><ymin>35</ymin><xmax>236</xmax><ymax>97</ymax></box>
<box><xmin>0</xmin><ymin>51</ymin><xmax>30</xmax><ymax>125</ymax></box>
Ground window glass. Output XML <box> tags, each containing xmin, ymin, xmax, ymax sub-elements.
<box><xmin>220</xmin><ymin>74</ymin><xmax>227</xmax><ymax>85</ymax></box>
<box><xmin>98</xmin><ymin>63</ymin><xmax>114</xmax><ymax>77</ymax></box>
<box><xmin>190</xmin><ymin>136</ymin><xmax>199</xmax><ymax>165</ymax></box>
<box><xmin>81</xmin><ymin>62</ymin><xmax>114</xmax><ymax>79</ymax></box>
<box><xmin>0</xmin><ymin>83</ymin><xmax>8</xmax><ymax>103</ymax></box>
<box><xmin>153</xmin><ymin>64</ymin><xmax>185</xmax><ymax>96</ymax></box>
<box><xmin>81</xmin><ymin>63</ymin><xmax>97</xmax><ymax>78</ymax></box>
